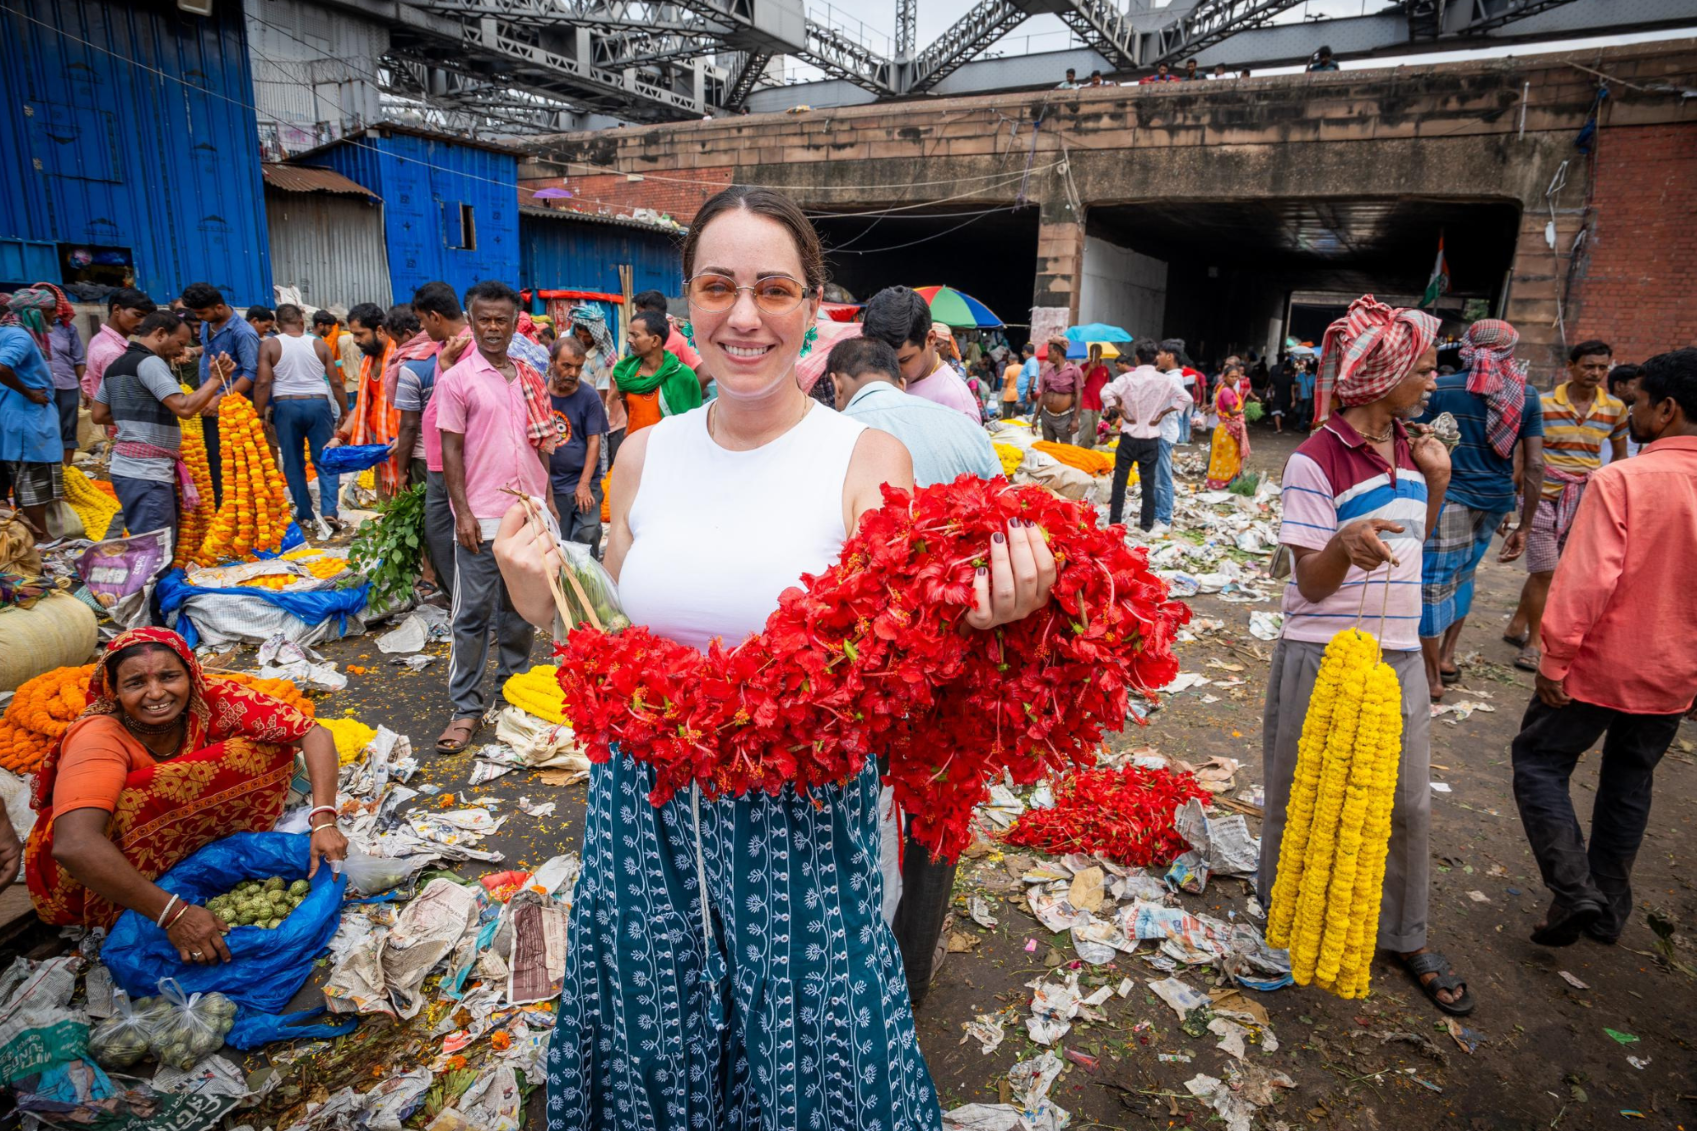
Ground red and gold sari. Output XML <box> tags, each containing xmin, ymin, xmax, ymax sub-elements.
<box><xmin>24</xmin><ymin>628</ymin><xmax>317</xmax><ymax>929</ymax></box>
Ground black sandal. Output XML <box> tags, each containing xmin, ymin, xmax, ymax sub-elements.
<box><xmin>1439</xmin><ymin>666</ymin><xmax>1461</xmax><ymax>685</ymax></box>
<box><xmin>1401</xmin><ymin>950</ymin><xmax>1475</xmax><ymax>1016</ymax></box>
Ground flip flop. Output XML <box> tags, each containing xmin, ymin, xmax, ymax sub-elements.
<box><xmin>1502</xmin><ymin>631</ymin><xmax>1529</xmax><ymax>647</ymax></box>
<box><xmin>1401</xmin><ymin>950</ymin><xmax>1475</xmax><ymax>1016</ymax></box>
<box><xmin>1513</xmin><ymin>646</ymin><xmax>1541</xmax><ymax>673</ymax></box>
<box><xmin>435</xmin><ymin>716</ymin><xmax>481</xmax><ymax>755</ymax></box>
<box><xmin>1439</xmin><ymin>667</ymin><xmax>1462</xmax><ymax>685</ymax></box>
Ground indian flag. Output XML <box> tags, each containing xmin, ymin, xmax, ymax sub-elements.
<box><xmin>1421</xmin><ymin>233</ymin><xmax>1449</xmax><ymax>309</ymax></box>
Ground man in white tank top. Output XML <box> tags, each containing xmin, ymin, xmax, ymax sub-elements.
<box><xmin>254</xmin><ymin>304</ymin><xmax>349</xmax><ymax>536</ymax></box>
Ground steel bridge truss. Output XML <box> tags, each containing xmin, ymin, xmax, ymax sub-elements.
<box><xmin>308</xmin><ymin>0</ymin><xmax>1606</xmax><ymax>130</ymax></box>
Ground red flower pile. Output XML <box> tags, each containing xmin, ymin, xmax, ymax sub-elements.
<box><xmin>1004</xmin><ymin>764</ymin><xmax>1214</xmax><ymax>867</ymax></box>
<box><xmin>555</xmin><ymin>476</ymin><xmax>1190</xmax><ymax>860</ymax></box>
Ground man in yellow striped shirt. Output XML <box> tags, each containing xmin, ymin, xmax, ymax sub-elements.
<box><xmin>1506</xmin><ymin>340</ymin><xmax>1628</xmax><ymax>670</ymax></box>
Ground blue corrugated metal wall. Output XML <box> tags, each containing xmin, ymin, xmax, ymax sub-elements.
<box><xmin>303</xmin><ymin>132</ymin><xmax>519</xmax><ymax>303</ymax></box>
<box><xmin>0</xmin><ymin>0</ymin><xmax>271</xmax><ymax>304</ymax></box>
<box><xmin>520</xmin><ymin>213</ymin><xmax>683</xmax><ymax>298</ymax></box>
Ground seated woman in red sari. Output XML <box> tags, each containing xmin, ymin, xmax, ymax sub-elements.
<box><xmin>24</xmin><ymin>628</ymin><xmax>347</xmax><ymax>967</ymax></box>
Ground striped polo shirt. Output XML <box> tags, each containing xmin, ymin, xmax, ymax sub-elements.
<box><xmin>1539</xmin><ymin>381</ymin><xmax>1628</xmax><ymax>499</ymax></box>
<box><xmin>1277</xmin><ymin>417</ymin><xmax>1429</xmax><ymax>652</ymax></box>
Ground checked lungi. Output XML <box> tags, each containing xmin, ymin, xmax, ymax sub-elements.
<box><xmin>1420</xmin><ymin>500</ymin><xmax>1507</xmax><ymax>639</ymax></box>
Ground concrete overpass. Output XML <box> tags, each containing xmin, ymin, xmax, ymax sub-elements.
<box><xmin>522</xmin><ymin>38</ymin><xmax>1697</xmax><ymax>373</ymax></box>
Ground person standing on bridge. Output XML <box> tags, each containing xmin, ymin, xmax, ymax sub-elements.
<box><xmin>1511</xmin><ymin>348</ymin><xmax>1697</xmax><ymax>949</ymax></box>
<box><xmin>1261</xmin><ymin>294</ymin><xmax>1475</xmax><ymax>1017</ymax></box>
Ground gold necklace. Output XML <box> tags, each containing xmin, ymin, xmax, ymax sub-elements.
<box><xmin>707</xmin><ymin>395</ymin><xmax>810</xmax><ymax>445</ymax></box>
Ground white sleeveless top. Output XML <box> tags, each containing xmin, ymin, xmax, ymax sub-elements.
<box><xmin>620</xmin><ymin>402</ymin><xmax>866</xmax><ymax>653</ymax></box>
<box><xmin>271</xmin><ymin>332</ymin><xmax>328</xmax><ymax>397</ymax></box>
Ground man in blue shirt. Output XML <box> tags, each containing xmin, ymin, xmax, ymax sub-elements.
<box><xmin>1016</xmin><ymin>342</ymin><xmax>1039</xmax><ymax>413</ymax></box>
<box><xmin>826</xmin><ymin>334</ymin><xmax>999</xmax><ymax>1007</ymax></box>
<box><xmin>546</xmin><ymin>335</ymin><xmax>609</xmax><ymax>558</ymax></box>
<box><xmin>183</xmin><ymin>282</ymin><xmax>261</xmax><ymax>509</ymax></box>
<box><xmin>47</xmin><ymin>307</ymin><xmax>87</xmax><ymax>466</ymax></box>
<box><xmin>1414</xmin><ymin>319</ymin><xmax>1545</xmax><ymax>698</ymax></box>
<box><xmin>0</xmin><ymin>287</ymin><xmax>68</xmax><ymax>532</ymax></box>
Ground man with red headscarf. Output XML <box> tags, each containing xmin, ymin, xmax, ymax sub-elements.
<box><xmin>1261</xmin><ymin>296</ymin><xmax>1476</xmax><ymax>1017</ymax></box>
<box><xmin>1414</xmin><ymin>319</ymin><xmax>1545</xmax><ymax>699</ymax></box>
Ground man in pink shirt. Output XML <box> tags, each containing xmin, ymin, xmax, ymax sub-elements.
<box><xmin>1098</xmin><ymin>342</ymin><xmax>1191</xmax><ymax>532</ymax></box>
<box><xmin>82</xmin><ymin>288</ymin><xmax>157</xmax><ymax>401</ymax></box>
<box><xmin>1512</xmin><ymin>348</ymin><xmax>1697</xmax><ymax>949</ymax></box>
<box><xmin>435</xmin><ymin>280</ymin><xmax>557</xmax><ymax>755</ymax></box>
<box><xmin>861</xmin><ymin>286</ymin><xmax>981</xmax><ymax>422</ymax></box>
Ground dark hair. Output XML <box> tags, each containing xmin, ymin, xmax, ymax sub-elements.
<box><xmin>632</xmin><ymin>289</ymin><xmax>668</xmax><ymax>313</ymax></box>
<box><xmin>1021</xmin><ymin>341</ymin><xmax>1035</xmax><ymax>356</ymax></box>
<box><xmin>1090</xmin><ymin>70</ymin><xmax>1102</xmax><ymax>78</ymax></box>
<box><xmin>275</xmin><ymin>303</ymin><xmax>305</xmax><ymax>327</ymax></box>
<box><xmin>1637</xmin><ymin>348</ymin><xmax>1697</xmax><ymax>420</ymax></box>
<box><xmin>1317</xmin><ymin>45</ymin><xmax>1333</xmax><ymax>58</ymax></box>
<box><xmin>311</xmin><ymin>309</ymin><xmax>338</xmax><ymax>329</ymax></box>
<box><xmin>826</xmin><ymin>337</ymin><xmax>899</xmax><ymax>384</ymax></box>
<box><xmin>179</xmin><ymin>282</ymin><xmax>222</xmax><ymax>310</ymax></box>
<box><xmin>550</xmin><ymin>334</ymin><xmax>587</xmax><ymax>360</ymax></box>
<box><xmin>861</xmin><ymin>286</ymin><xmax>931</xmax><ymax>351</ymax></box>
<box><xmin>347</xmin><ymin>302</ymin><xmax>386</xmax><ymax>332</ymax></box>
<box><xmin>1133</xmin><ymin>339</ymin><xmax>1159</xmax><ymax>365</ymax></box>
<box><xmin>1065</xmin><ymin>68</ymin><xmax>1076</xmax><ymax>76</ymax></box>
<box><xmin>630</xmin><ymin>309</ymin><xmax>670</xmax><ymax>343</ymax></box>
<box><xmin>411</xmin><ymin>281</ymin><xmax>463</xmax><ymax>320</ymax></box>
<box><xmin>245</xmin><ymin>305</ymin><xmax>274</xmax><ymax>323</ymax></box>
<box><xmin>1569</xmin><ymin>339</ymin><xmax>1612</xmax><ymax>363</ymax></box>
<box><xmin>463</xmin><ymin>279</ymin><xmax>521</xmax><ymax>311</ymax></box>
<box><xmin>1607</xmin><ymin>362</ymin><xmax>1641</xmax><ymax>394</ymax></box>
<box><xmin>385</xmin><ymin>303</ymin><xmax>421</xmax><ymax>340</ymax></box>
<box><xmin>1158</xmin><ymin>337</ymin><xmax>1186</xmax><ymax>359</ymax></box>
<box><xmin>137</xmin><ymin>310</ymin><xmax>187</xmax><ymax>337</ymax></box>
<box><xmin>682</xmin><ymin>185</ymin><xmax>826</xmax><ymax>292</ymax></box>
<box><xmin>108</xmin><ymin>641</ymin><xmax>187</xmax><ymax>685</ymax></box>
<box><xmin>108</xmin><ymin>287</ymin><xmax>156</xmax><ymax>315</ymax></box>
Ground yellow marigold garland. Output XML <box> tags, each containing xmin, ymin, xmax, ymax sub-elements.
<box><xmin>1266</xmin><ymin>627</ymin><xmax>1404</xmax><ymax>998</ymax></box>
<box><xmin>503</xmin><ymin>665</ymin><xmax>568</xmax><ymax>725</ymax></box>
<box><xmin>319</xmin><ymin>717</ymin><xmax>377</xmax><ymax>765</ymax></box>
<box><xmin>175</xmin><ymin>391</ymin><xmax>219</xmax><ymax>568</ymax></box>
<box><xmin>992</xmin><ymin>443</ymin><xmax>1024</xmax><ymax>477</ymax></box>
<box><xmin>62</xmin><ymin>468</ymin><xmax>121</xmax><ymax>541</ymax></box>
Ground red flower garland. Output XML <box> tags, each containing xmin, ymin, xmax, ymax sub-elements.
<box><xmin>555</xmin><ymin>476</ymin><xmax>1190</xmax><ymax>860</ymax></box>
<box><xmin>1004</xmin><ymin>764</ymin><xmax>1214</xmax><ymax>867</ymax></box>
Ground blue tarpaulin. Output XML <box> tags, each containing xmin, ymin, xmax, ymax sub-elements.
<box><xmin>157</xmin><ymin>568</ymin><xmax>369</xmax><ymax>649</ymax></box>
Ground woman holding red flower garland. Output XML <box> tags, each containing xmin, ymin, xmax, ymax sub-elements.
<box><xmin>543</xmin><ymin>186</ymin><xmax>1055</xmax><ymax>1131</ymax></box>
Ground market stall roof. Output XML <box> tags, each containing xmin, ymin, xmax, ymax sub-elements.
<box><xmin>260</xmin><ymin>164</ymin><xmax>379</xmax><ymax>199</ymax></box>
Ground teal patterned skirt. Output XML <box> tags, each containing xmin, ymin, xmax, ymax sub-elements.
<box><xmin>544</xmin><ymin>752</ymin><xmax>942</xmax><ymax>1130</ymax></box>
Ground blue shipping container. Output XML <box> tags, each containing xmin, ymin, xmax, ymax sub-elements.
<box><xmin>0</xmin><ymin>0</ymin><xmax>272</xmax><ymax>305</ymax></box>
<box><xmin>520</xmin><ymin>210</ymin><xmax>683</xmax><ymax>299</ymax></box>
<box><xmin>301</xmin><ymin>128</ymin><xmax>519</xmax><ymax>303</ymax></box>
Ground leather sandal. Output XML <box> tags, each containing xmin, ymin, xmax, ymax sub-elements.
<box><xmin>1401</xmin><ymin>950</ymin><xmax>1475</xmax><ymax>1016</ymax></box>
<box><xmin>435</xmin><ymin>716</ymin><xmax>481</xmax><ymax>755</ymax></box>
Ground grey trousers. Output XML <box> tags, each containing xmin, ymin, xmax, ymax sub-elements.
<box><xmin>424</xmin><ymin>471</ymin><xmax>457</xmax><ymax>594</ymax></box>
<box><xmin>448</xmin><ymin>538</ymin><xmax>535</xmax><ymax>718</ymax></box>
<box><xmin>1258</xmin><ymin>638</ymin><xmax>1432</xmax><ymax>952</ymax></box>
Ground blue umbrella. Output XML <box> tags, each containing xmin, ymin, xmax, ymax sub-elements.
<box><xmin>1065</xmin><ymin>323</ymin><xmax>1133</xmax><ymax>344</ymax></box>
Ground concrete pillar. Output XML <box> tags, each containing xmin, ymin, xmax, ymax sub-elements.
<box><xmin>1502</xmin><ymin>205</ymin><xmax>1589</xmax><ymax>382</ymax></box>
<box><xmin>1033</xmin><ymin>200</ymin><xmax>1086</xmax><ymax>324</ymax></box>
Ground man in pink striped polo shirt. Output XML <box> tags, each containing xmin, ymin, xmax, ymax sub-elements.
<box><xmin>1258</xmin><ymin>296</ymin><xmax>1474</xmax><ymax>1018</ymax></box>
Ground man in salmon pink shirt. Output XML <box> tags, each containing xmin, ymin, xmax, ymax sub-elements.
<box><xmin>1512</xmin><ymin>347</ymin><xmax>1697</xmax><ymax>949</ymax></box>
<box><xmin>83</xmin><ymin>288</ymin><xmax>157</xmax><ymax>401</ymax></box>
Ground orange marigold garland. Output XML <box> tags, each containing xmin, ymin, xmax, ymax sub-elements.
<box><xmin>199</xmin><ymin>395</ymin><xmax>291</xmax><ymax>563</ymax></box>
<box><xmin>175</xmin><ymin>390</ymin><xmax>219</xmax><ymax>568</ymax></box>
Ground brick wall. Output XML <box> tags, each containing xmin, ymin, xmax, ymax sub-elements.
<box><xmin>1568</xmin><ymin>123</ymin><xmax>1697</xmax><ymax>365</ymax></box>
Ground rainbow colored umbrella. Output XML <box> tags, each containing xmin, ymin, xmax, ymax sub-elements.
<box><xmin>913</xmin><ymin>286</ymin><xmax>1003</xmax><ymax>328</ymax></box>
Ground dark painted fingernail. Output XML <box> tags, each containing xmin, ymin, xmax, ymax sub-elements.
<box><xmin>993</xmin><ymin>532</ymin><xmax>1005</xmax><ymax>544</ymax></box>
<box><xmin>976</xmin><ymin>567</ymin><xmax>988</xmax><ymax>576</ymax></box>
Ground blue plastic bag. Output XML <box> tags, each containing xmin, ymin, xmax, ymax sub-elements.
<box><xmin>226</xmin><ymin>1005</ymin><xmax>358</xmax><ymax>1051</ymax></box>
<box><xmin>156</xmin><ymin>568</ymin><xmax>369</xmax><ymax>650</ymax></box>
<box><xmin>316</xmin><ymin>443</ymin><xmax>393</xmax><ymax>475</ymax></box>
<box><xmin>104</xmin><ymin>832</ymin><xmax>345</xmax><ymax>1015</ymax></box>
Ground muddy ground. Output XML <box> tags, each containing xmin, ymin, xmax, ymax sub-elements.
<box><xmin>44</xmin><ymin>424</ymin><xmax>1693</xmax><ymax>1129</ymax></box>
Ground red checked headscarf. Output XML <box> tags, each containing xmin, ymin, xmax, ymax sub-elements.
<box><xmin>1459</xmin><ymin>318</ymin><xmax>1527</xmax><ymax>459</ymax></box>
<box><xmin>1313</xmin><ymin>295</ymin><xmax>1440</xmax><ymax>426</ymax></box>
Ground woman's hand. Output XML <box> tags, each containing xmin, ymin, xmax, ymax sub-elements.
<box><xmin>966</xmin><ymin>520</ymin><xmax>1056</xmax><ymax>630</ymax></box>
<box><xmin>167</xmin><ymin>903</ymin><xmax>232</xmax><ymax>965</ymax></box>
<box><xmin>308</xmin><ymin>823</ymin><xmax>348</xmax><ymax>879</ymax></box>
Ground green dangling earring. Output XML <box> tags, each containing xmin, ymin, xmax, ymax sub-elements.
<box><xmin>799</xmin><ymin>323</ymin><xmax>819</xmax><ymax>358</ymax></box>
